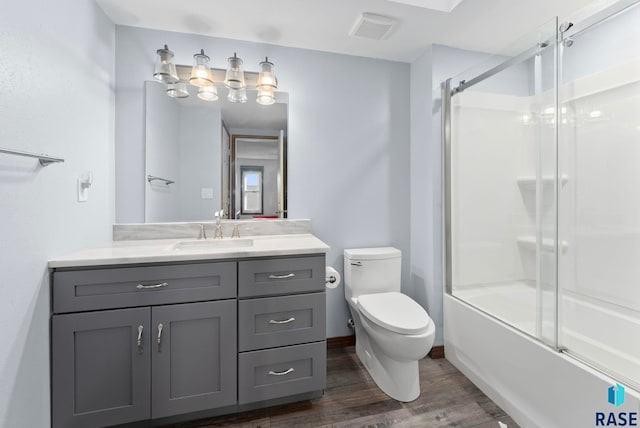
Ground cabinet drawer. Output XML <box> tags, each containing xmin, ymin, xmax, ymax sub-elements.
<box><xmin>238</xmin><ymin>341</ymin><xmax>326</xmax><ymax>405</ymax></box>
<box><xmin>53</xmin><ymin>262</ymin><xmax>236</xmax><ymax>314</ymax></box>
<box><xmin>238</xmin><ymin>292</ymin><xmax>326</xmax><ymax>352</ymax></box>
<box><xmin>238</xmin><ymin>255</ymin><xmax>325</xmax><ymax>297</ymax></box>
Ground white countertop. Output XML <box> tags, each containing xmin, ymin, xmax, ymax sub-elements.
<box><xmin>49</xmin><ymin>234</ymin><xmax>330</xmax><ymax>268</ymax></box>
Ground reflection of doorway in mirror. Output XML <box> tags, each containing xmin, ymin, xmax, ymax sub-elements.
<box><xmin>240</xmin><ymin>166</ymin><xmax>264</xmax><ymax>215</ymax></box>
<box><xmin>230</xmin><ymin>134</ymin><xmax>286</xmax><ymax>220</ymax></box>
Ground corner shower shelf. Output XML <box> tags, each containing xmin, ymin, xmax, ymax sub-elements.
<box><xmin>516</xmin><ymin>174</ymin><xmax>569</xmax><ymax>188</ymax></box>
<box><xmin>517</xmin><ymin>236</ymin><xmax>568</xmax><ymax>253</ymax></box>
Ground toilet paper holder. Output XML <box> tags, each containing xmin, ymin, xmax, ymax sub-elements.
<box><xmin>325</xmin><ymin>266</ymin><xmax>340</xmax><ymax>289</ymax></box>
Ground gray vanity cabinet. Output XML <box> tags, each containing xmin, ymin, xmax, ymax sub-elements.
<box><xmin>51</xmin><ymin>254</ymin><xmax>326</xmax><ymax>427</ymax></box>
<box><xmin>237</xmin><ymin>256</ymin><xmax>326</xmax><ymax>405</ymax></box>
<box><xmin>51</xmin><ymin>307</ymin><xmax>151</xmax><ymax>428</ymax></box>
<box><xmin>52</xmin><ymin>300</ymin><xmax>237</xmax><ymax>428</ymax></box>
<box><xmin>151</xmin><ymin>300</ymin><xmax>237</xmax><ymax>418</ymax></box>
<box><xmin>51</xmin><ymin>261</ymin><xmax>238</xmax><ymax>428</ymax></box>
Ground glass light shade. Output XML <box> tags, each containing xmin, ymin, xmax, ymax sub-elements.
<box><xmin>153</xmin><ymin>45</ymin><xmax>179</xmax><ymax>84</ymax></box>
<box><xmin>227</xmin><ymin>87</ymin><xmax>248</xmax><ymax>103</ymax></box>
<box><xmin>256</xmin><ymin>90</ymin><xmax>275</xmax><ymax>106</ymax></box>
<box><xmin>189</xmin><ymin>49</ymin><xmax>215</xmax><ymax>87</ymax></box>
<box><xmin>224</xmin><ymin>53</ymin><xmax>246</xmax><ymax>89</ymax></box>
<box><xmin>198</xmin><ymin>85</ymin><xmax>219</xmax><ymax>101</ymax></box>
<box><xmin>166</xmin><ymin>82</ymin><xmax>189</xmax><ymax>98</ymax></box>
<box><xmin>256</xmin><ymin>57</ymin><xmax>278</xmax><ymax>91</ymax></box>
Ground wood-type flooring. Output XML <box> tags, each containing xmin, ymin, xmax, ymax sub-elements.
<box><xmin>165</xmin><ymin>346</ymin><xmax>520</xmax><ymax>428</ymax></box>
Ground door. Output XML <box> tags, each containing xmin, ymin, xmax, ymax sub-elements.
<box><xmin>221</xmin><ymin>123</ymin><xmax>231</xmax><ymax>215</ymax></box>
<box><xmin>277</xmin><ymin>129</ymin><xmax>285</xmax><ymax>218</ymax></box>
<box><xmin>151</xmin><ymin>300</ymin><xmax>237</xmax><ymax>418</ymax></box>
<box><xmin>51</xmin><ymin>307</ymin><xmax>151</xmax><ymax>428</ymax></box>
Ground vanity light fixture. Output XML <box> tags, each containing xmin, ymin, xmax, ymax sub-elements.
<box><xmin>256</xmin><ymin>57</ymin><xmax>278</xmax><ymax>91</ymax></box>
<box><xmin>153</xmin><ymin>45</ymin><xmax>179</xmax><ymax>84</ymax></box>
<box><xmin>256</xmin><ymin>90</ymin><xmax>275</xmax><ymax>106</ymax></box>
<box><xmin>227</xmin><ymin>87</ymin><xmax>248</xmax><ymax>103</ymax></box>
<box><xmin>153</xmin><ymin>45</ymin><xmax>280</xmax><ymax>106</ymax></box>
<box><xmin>198</xmin><ymin>85</ymin><xmax>219</xmax><ymax>101</ymax></box>
<box><xmin>167</xmin><ymin>82</ymin><xmax>189</xmax><ymax>98</ymax></box>
<box><xmin>189</xmin><ymin>49</ymin><xmax>215</xmax><ymax>87</ymax></box>
<box><xmin>224</xmin><ymin>53</ymin><xmax>246</xmax><ymax>89</ymax></box>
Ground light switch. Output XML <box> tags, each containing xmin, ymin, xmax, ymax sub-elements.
<box><xmin>78</xmin><ymin>172</ymin><xmax>93</xmax><ymax>202</ymax></box>
<box><xmin>201</xmin><ymin>187</ymin><xmax>214</xmax><ymax>199</ymax></box>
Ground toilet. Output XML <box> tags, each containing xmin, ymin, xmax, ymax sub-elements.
<box><xmin>344</xmin><ymin>247</ymin><xmax>435</xmax><ymax>402</ymax></box>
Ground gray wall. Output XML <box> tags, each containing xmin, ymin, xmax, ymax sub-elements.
<box><xmin>145</xmin><ymin>83</ymin><xmax>222</xmax><ymax>222</ymax></box>
<box><xmin>0</xmin><ymin>0</ymin><xmax>115</xmax><ymax>426</ymax></box>
<box><xmin>145</xmin><ymin>81</ymin><xmax>181</xmax><ymax>222</ymax></box>
<box><xmin>178</xmin><ymin>106</ymin><xmax>222</xmax><ymax>222</ymax></box>
<box><xmin>114</xmin><ymin>26</ymin><xmax>411</xmax><ymax>338</ymax></box>
<box><xmin>409</xmin><ymin>46</ymin><xmax>440</xmax><ymax>343</ymax></box>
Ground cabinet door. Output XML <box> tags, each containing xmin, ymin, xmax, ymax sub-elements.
<box><xmin>151</xmin><ymin>300</ymin><xmax>237</xmax><ymax>418</ymax></box>
<box><xmin>51</xmin><ymin>308</ymin><xmax>151</xmax><ymax>428</ymax></box>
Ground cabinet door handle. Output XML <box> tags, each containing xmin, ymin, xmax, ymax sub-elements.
<box><xmin>137</xmin><ymin>325</ymin><xmax>144</xmax><ymax>353</ymax></box>
<box><xmin>268</xmin><ymin>368</ymin><xmax>294</xmax><ymax>376</ymax></box>
<box><xmin>268</xmin><ymin>273</ymin><xmax>295</xmax><ymax>280</ymax></box>
<box><xmin>157</xmin><ymin>323</ymin><xmax>163</xmax><ymax>352</ymax></box>
<box><xmin>136</xmin><ymin>282</ymin><xmax>169</xmax><ymax>290</ymax></box>
<box><xmin>269</xmin><ymin>317</ymin><xmax>296</xmax><ymax>324</ymax></box>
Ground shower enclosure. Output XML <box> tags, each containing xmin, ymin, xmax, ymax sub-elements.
<box><xmin>444</xmin><ymin>0</ymin><xmax>640</xmax><ymax>392</ymax></box>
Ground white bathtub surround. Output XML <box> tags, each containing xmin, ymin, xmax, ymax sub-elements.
<box><xmin>50</xmin><ymin>233</ymin><xmax>328</xmax><ymax>268</ymax></box>
<box><xmin>113</xmin><ymin>219</ymin><xmax>311</xmax><ymax>241</ymax></box>
<box><xmin>445</xmin><ymin>295</ymin><xmax>640</xmax><ymax>428</ymax></box>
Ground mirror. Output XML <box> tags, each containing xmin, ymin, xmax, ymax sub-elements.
<box><xmin>144</xmin><ymin>80</ymin><xmax>288</xmax><ymax>222</ymax></box>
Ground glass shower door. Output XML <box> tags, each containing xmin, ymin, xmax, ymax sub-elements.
<box><xmin>447</xmin><ymin>18</ymin><xmax>559</xmax><ymax>345</ymax></box>
<box><xmin>557</xmin><ymin>1</ymin><xmax>640</xmax><ymax>390</ymax></box>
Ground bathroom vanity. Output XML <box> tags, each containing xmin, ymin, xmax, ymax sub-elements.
<box><xmin>48</xmin><ymin>229</ymin><xmax>329</xmax><ymax>428</ymax></box>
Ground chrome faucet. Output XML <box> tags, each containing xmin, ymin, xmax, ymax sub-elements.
<box><xmin>197</xmin><ymin>224</ymin><xmax>207</xmax><ymax>240</ymax></box>
<box><xmin>214</xmin><ymin>210</ymin><xmax>225</xmax><ymax>239</ymax></box>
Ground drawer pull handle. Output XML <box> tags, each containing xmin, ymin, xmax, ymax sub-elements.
<box><xmin>137</xmin><ymin>325</ymin><xmax>144</xmax><ymax>353</ymax></box>
<box><xmin>136</xmin><ymin>282</ymin><xmax>169</xmax><ymax>290</ymax></box>
<box><xmin>157</xmin><ymin>323</ymin><xmax>163</xmax><ymax>352</ymax></box>
<box><xmin>269</xmin><ymin>317</ymin><xmax>296</xmax><ymax>324</ymax></box>
<box><xmin>268</xmin><ymin>273</ymin><xmax>295</xmax><ymax>280</ymax></box>
<box><xmin>268</xmin><ymin>368</ymin><xmax>294</xmax><ymax>376</ymax></box>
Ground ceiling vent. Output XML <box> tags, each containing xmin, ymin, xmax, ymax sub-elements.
<box><xmin>350</xmin><ymin>13</ymin><xmax>397</xmax><ymax>40</ymax></box>
<box><xmin>385</xmin><ymin>0</ymin><xmax>465</xmax><ymax>13</ymax></box>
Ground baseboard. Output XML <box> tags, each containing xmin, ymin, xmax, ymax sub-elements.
<box><xmin>327</xmin><ymin>335</ymin><xmax>355</xmax><ymax>349</ymax></box>
<box><xmin>428</xmin><ymin>345</ymin><xmax>445</xmax><ymax>359</ymax></box>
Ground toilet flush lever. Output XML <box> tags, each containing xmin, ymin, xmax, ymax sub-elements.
<box><xmin>350</xmin><ymin>262</ymin><xmax>362</xmax><ymax>266</ymax></box>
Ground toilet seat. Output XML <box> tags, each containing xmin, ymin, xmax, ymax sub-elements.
<box><xmin>357</xmin><ymin>292</ymin><xmax>431</xmax><ymax>335</ymax></box>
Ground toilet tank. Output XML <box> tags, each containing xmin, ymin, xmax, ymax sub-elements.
<box><xmin>344</xmin><ymin>247</ymin><xmax>402</xmax><ymax>303</ymax></box>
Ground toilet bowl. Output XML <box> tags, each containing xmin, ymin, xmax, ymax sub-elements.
<box><xmin>344</xmin><ymin>247</ymin><xmax>435</xmax><ymax>402</ymax></box>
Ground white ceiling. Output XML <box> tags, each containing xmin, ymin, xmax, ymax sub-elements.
<box><xmin>97</xmin><ymin>0</ymin><xmax>598</xmax><ymax>62</ymax></box>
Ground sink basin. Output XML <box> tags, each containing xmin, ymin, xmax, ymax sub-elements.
<box><xmin>170</xmin><ymin>238</ymin><xmax>254</xmax><ymax>251</ymax></box>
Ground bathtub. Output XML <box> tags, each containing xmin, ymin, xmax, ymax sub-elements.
<box><xmin>444</xmin><ymin>294</ymin><xmax>640</xmax><ymax>428</ymax></box>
